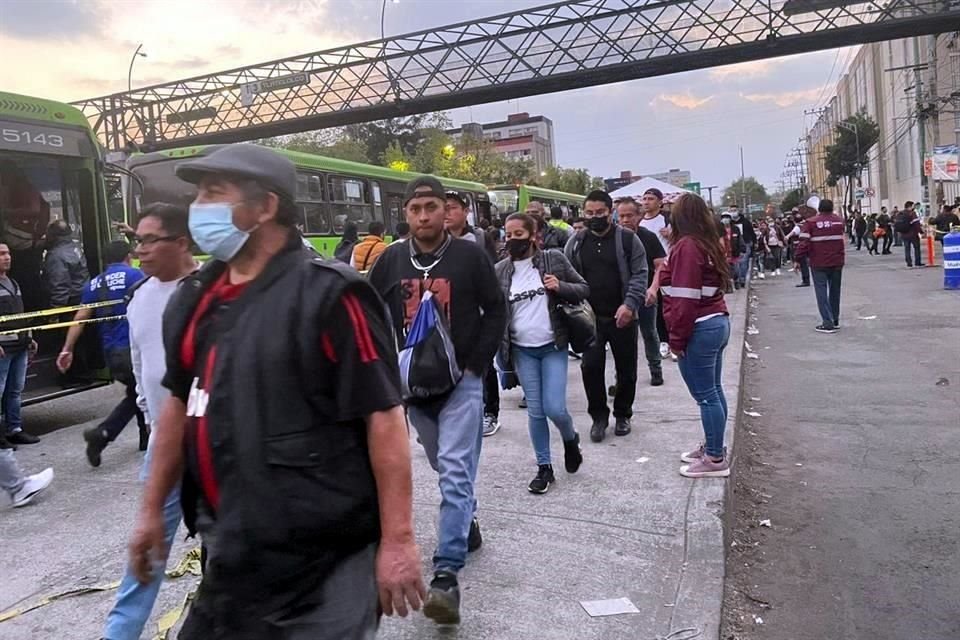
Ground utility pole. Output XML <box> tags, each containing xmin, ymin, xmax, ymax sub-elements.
<box><xmin>927</xmin><ymin>33</ymin><xmax>941</xmax><ymax>206</ymax></box>
<box><xmin>739</xmin><ymin>145</ymin><xmax>747</xmax><ymax>209</ymax></box>
<box><xmin>913</xmin><ymin>36</ymin><xmax>930</xmax><ymax>214</ymax></box>
<box><xmin>704</xmin><ymin>185</ymin><xmax>718</xmax><ymax>208</ymax></box>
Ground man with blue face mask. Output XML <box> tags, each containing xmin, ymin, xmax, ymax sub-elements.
<box><xmin>127</xmin><ymin>144</ymin><xmax>425</xmax><ymax>639</ymax></box>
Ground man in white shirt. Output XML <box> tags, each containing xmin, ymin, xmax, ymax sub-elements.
<box><xmin>102</xmin><ymin>203</ymin><xmax>199</xmax><ymax>640</ymax></box>
<box><xmin>638</xmin><ymin>188</ymin><xmax>671</xmax><ymax>358</ymax></box>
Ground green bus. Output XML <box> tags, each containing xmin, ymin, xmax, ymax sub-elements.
<box><xmin>0</xmin><ymin>91</ymin><xmax>114</xmax><ymax>404</ymax></box>
<box><xmin>126</xmin><ymin>145</ymin><xmax>493</xmax><ymax>256</ymax></box>
<box><xmin>488</xmin><ymin>184</ymin><xmax>584</xmax><ymax>219</ymax></box>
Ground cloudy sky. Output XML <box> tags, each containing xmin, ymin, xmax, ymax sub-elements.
<box><xmin>0</xmin><ymin>0</ymin><xmax>857</xmax><ymax>196</ymax></box>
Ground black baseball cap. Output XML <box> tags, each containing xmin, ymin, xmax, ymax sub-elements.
<box><xmin>644</xmin><ymin>188</ymin><xmax>664</xmax><ymax>200</ymax></box>
<box><xmin>403</xmin><ymin>176</ymin><xmax>446</xmax><ymax>205</ymax></box>
<box><xmin>445</xmin><ymin>191</ymin><xmax>468</xmax><ymax>208</ymax></box>
<box><xmin>175</xmin><ymin>144</ymin><xmax>297</xmax><ymax>202</ymax></box>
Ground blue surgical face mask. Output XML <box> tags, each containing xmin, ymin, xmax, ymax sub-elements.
<box><xmin>188</xmin><ymin>202</ymin><xmax>257</xmax><ymax>262</ymax></box>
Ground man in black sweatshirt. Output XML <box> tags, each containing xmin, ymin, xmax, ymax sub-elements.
<box><xmin>368</xmin><ymin>176</ymin><xmax>506</xmax><ymax>627</ymax></box>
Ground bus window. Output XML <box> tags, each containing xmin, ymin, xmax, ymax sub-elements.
<box><xmin>295</xmin><ymin>171</ymin><xmax>331</xmax><ymax>235</ymax></box>
<box><xmin>301</xmin><ymin>203</ymin><xmax>331</xmax><ymax>235</ymax></box>
<box><xmin>328</xmin><ymin>175</ymin><xmax>373</xmax><ymax>233</ymax></box>
<box><xmin>489</xmin><ymin>188</ymin><xmax>519</xmax><ymax>216</ymax></box>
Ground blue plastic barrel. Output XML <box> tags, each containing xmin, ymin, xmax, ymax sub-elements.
<box><xmin>944</xmin><ymin>230</ymin><xmax>960</xmax><ymax>290</ymax></box>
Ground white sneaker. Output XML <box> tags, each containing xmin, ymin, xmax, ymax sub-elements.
<box><xmin>11</xmin><ymin>468</ymin><xmax>54</xmax><ymax>507</ymax></box>
<box><xmin>774</xmin><ymin>269</ymin><xmax>781</xmax><ymax>276</ymax></box>
<box><xmin>659</xmin><ymin>342</ymin><xmax>670</xmax><ymax>358</ymax></box>
<box><xmin>758</xmin><ymin>272</ymin><xmax>766</xmax><ymax>279</ymax></box>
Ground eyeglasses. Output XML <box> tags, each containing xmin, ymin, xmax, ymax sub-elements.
<box><xmin>133</xmin><ymin>235</ymin><xmax>180</xmax><ymax>247</ymax></box>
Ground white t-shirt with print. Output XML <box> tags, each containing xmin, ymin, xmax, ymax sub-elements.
<box><xmin>640</xmin><ymin>213</ymin><xmax>670</xmax><ymax>253</ymax></box>
<box><xmin>508</xmin><ymin>258</ymin><xmax>554</xmax><ymax>348</ymax></box>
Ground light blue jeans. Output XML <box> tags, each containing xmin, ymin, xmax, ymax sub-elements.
<box><xmin>676</xmin><ymin>315</ymin><xmax>730</xmax><ymax>458</ymax></box>
<box><xmin>0</xmin><ymin>448</ymin><xmax>25</xmax><ymax>495</ymax></box>
<box><xmin>407</xmin><ymin>372</ymin><xmax>483</xmax><ymax>574</ymax></box>
<box><xmin>103</xmin><ymin>429</ymin><xmax>182</xmax><ymax>640</ymax></box>
<box><xmin>0</xmin><ymin>349</ymin><xmax>28</xmax><ymax>434</ymax></box>
<box><xmin>513</xmin><ymin>343</ymin><xmax>577</xmax><ymax>466</ymax></box>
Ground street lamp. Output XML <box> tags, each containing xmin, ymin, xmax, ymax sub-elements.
<box><xmin>128</xmin><ymin>43</ymin><xmax>147</xmax><ymax>94</ymax></box>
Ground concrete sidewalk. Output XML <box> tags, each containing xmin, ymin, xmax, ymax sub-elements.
<box><xmin>0</xmin><ymin>289</ymin><xmax>747</xmax><ymax>640</ymax></box>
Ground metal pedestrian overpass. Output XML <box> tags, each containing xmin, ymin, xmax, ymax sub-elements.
<box><xmin>72</xmin><ymin>0</ymin><xmax>960</xmax><ymax>152</ymax></box>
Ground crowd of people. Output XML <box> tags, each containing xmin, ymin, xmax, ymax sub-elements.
<box><xmin>12</xmin><ymin>140</ymin><xmax>959</xmax><ymax>637</ymax></box>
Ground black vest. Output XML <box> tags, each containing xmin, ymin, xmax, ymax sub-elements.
<box><xmin>162</xmin><ymin>235</ymin><xmax>381</xmax><ymax>605</ymax></box>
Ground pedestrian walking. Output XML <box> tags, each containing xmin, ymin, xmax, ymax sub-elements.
<box><xmin>795</xmin><ymin>198</ymin><xmax>845</xmax><ymax>333</ymax></box>
<box><xmin>350</xmin><ymin>220</ymin><xmax>387</xmax><ymax>271</ymax></box>
<box><xmin>333</xmin><ymin>221</ymin><xmax>359</xmax><ymax>263</ymax></box>
<box><xmin>659</xmin><ymin>194</ymin><xmax>732</xmax><ymax>478</ymax></box>
<box><xmin>495</xmin><ymin>212</ymin><xmax>587</xmax><ymax>494</ymax></box>
<box><xmin>1</xmin><ymin>444</ymin><xmax>53</xmax><ymax>507</ymax></box>
<box><xmin>130</xmin><ymin>144</ymin><xmax>425</xmax><ymax>639</ymax></box>
<box><xmin>728</xmin><ymin>205</ymin><xmax>756</xmax><ymax>288</ymax></box>
<box><xmin>445</xmin><ymin>192</ymin><xmax>503</xmax><ymax>436</ymax></box>
<box><xmin>854</xmin><ymin>212</ymin><xmax>867</xmax><ymax>251</ymax></box>
<box><xmin>877</xmin><ymin>207</ymin><xmax>893</xmax><ymax>254</ymax></box>
<box><xmin>617</xmin><ymin>197</ymin><xmax>667</xmax><ymax>385</ymax></box>
<box><xmin>525</xmin><ymin>201</ymin><xmax>570</xmax><ymax>251</ymax></box>
<box><xmin>895</xmin><ymin>202</ymin><xmax>924</xmax><ymax>268</ymax></box>
<box><xmin>57</xmin><ymin>240</ymin><xmax>149</xmax><ymax>466</ymax></box>
<box><xmin>785</xmin><ymin>210</ymin><xmax>811</xmax><ymax>286</ymax></box>
<box><xmin>564</xmin><ymin>190</ymin><xmax>648</xmax><ymax>442</ymax></box>
<box><xmin>101</xmin><ymin>203</ymin><xmax>198</xmax><ymax>640</ymax></box>
<box><xmin>0</xmin><ymin>242</ymin><xmax>39</xmax><ymax>447</ymax></box>
<box><xmin>866</xmin><ymin>214</ymin><xmax>879</xmax><ymax>255</ymax></box>
<box><xmin>719</xmin><ymin>212</ymin><xmax>745</xmax><ymax>288</ymax></box>
<box><xmin>369</xmin><ymin>175</ymin><xmax>506</xmax><ymax>626</ymax></box>
<box><xmin>638</xmin><ymin>188</ymin><xmax>671</xmax><ymax>358</ymax></box>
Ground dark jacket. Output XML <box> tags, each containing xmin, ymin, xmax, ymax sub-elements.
<box><xmin>162</xmin><ymin>235</ymin><xmax>382</xmax><ymax>614</ymax></box>
<box><xmin>564</xmin><ymin>226</ymin><xmax>648</xmax><ymax>315</ymax></box>
<box><xmin>494</xmin><ymin>249</ymin><xmax>589</xmax><ymax>364</ymax></box>
<box><xmin>542</xmin><ymin>224</ymin><xmax>570</xmax><ymax>251</ymax></box>
<box><xmin>43</xmin><ymin>238</ymin><xmax>89</xmax><ymax>306</ymax></box>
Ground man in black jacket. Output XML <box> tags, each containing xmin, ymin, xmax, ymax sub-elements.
<box><xmin>369</xmin><ymin>176</ymin><xmax>507</xmax><ymax>626</ymax></box>
<box><xmin>128</xmin><ymin>144</ymin><xmax>425</xmax><ymax>639</ymax></box>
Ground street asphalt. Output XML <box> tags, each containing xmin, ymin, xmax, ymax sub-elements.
<box><xmin>722</xmin><ymin>248</ymin><xmax>960</xmax><ymax>639</ymax></box>
<box><xmin>0</xmin><ymin>288</ymin><xmax>748</xmax><ymax>640</ymax></box>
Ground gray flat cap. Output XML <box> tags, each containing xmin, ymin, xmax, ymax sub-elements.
<box><xmin>175</xmin><ymin>144</ymin><xmax>297</xmax><ymax>202</ymax></box>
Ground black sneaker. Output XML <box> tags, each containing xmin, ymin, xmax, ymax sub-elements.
<box><xmin>589</xmin><ymin>418</ymin><xmax>607</xmax><ymax>443</ymax></box>
<box><xmin>650</xmin><ymin>371</ymin><xmax>664</xmax><ymax>386</ymax></box>
<box><xmin>83</xmin><ymin>427</ymin><xmax>109</xmax><ymax>468</ymax></box>
<box><xmin>7</xmin><ymin>431</ymin><xmax>40</xmax><ymax>445</ymax></box>
<box><xmin>467</xmin><ymin>518</ymin><xmax>482</xmax><ymax>552</ymax></box>
<box><xmin>563</xmin><ymin>434</ymin><xmax>583</xmax><ymax>474</ymax></box>
<box><xmin>814</xmin><ymin>325</ymin><xmax>837</xmax><ymax>334</ymax></box>
<box><xmin>614</xmin><ymin>417</ymin><xmax>632</xmax><ymax>436</ymax></box>
<box><xmin>423</xmin><ymin>571</ymin><xmax>460</xmax><ymax>625</ymax></box>
<box><xmin>0</xmin><ymin>434</ymin><xmax>17</xmax><ymax>450</ymax></box>
<box><xmin>528</xmin><ymin>464</ymin><xmax>555</xmax><ymax>494</ymax></box>
<box><xmin>796</xmin><ymin>282</ymin><xmax>810</xmax><ymax>287</ymax></box>
<box><xmin>518</xmin><ymin>396</ymin><xmax>527</xmax><ymax>409</ymax></box>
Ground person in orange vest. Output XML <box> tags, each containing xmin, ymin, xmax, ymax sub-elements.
<box><xmin>794</xmin><ymin>198</ymin><xmax>845</xmax><ymax>334</ymax></box>
<box><xmin>350</xmin><ymin>221</ymin><xmax>388</xmax><ymax>271</ymax></box>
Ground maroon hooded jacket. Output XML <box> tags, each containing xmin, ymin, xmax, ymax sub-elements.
<box><xmin>794</xmin><ymin>213</ymin><xmax>845</xmax><ymax>268</ymax></box>
<box><xmin>661</xmin><ymin>236</ymin><xmax>729</xmax><ymax>354</ymax></box>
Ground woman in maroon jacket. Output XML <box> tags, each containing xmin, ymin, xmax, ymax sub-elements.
<box><xmin>661</xmin><ymin>194</ymin><xmax>732</xmax><ymax>478</ymax></box>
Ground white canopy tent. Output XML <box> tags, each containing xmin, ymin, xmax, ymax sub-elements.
<box><xmin>608</xmin><ymin>177</ymin><xmax>693</xmax><ymax>202</ymax></box>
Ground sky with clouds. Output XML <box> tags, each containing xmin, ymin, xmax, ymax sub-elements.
<box><xmin>0</xmin><ymin>0</ymin><xmax>858</xmax><ymax>196</ymax></box>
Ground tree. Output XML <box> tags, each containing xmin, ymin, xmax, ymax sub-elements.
<box><xmin>780</xmin><ymin>188</ymin><xmax>802</xmax><ymax>212</ymax></box>
<box><xmin>535</xmin><ymin>166</ymin><xmax>597</xmax><ymax>194</ymax></box>
<box><xmin>260</xmin><ymin>131</ymin><xmax>369</xmax><ymax>163</ymax></box>
<box><xmin>722</xmin><ymin>177</ymin><xmax>768</xmax><ymax>208</ymax></box>
<box><xmin>824</xmin><ymin>111</ymin><xmax>881</xmax><ymax>215</ymax></box>
<box><xmin>344</xmin><ymin>113</ymin><xmax>451</xmax><ymax>165</ymax></box>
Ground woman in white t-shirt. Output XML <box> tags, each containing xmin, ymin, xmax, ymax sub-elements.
<box><xmin>494</xmin><ymin>213</ymin><xmax>590</xmax><ymax>494</ymax></box>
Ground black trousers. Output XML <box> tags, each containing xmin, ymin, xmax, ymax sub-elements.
<box><xmin>98</xmin><ymin>348</ymin><xmax>146</xmax><ymax>441</ymax></box>
<box><xmin>483</xmin><ymin>364</ymin><xmax>499</xmax><ymax>417</ymax></box>
<box><xmin>581</xmin><ymin>316</ymin><xmax>638</xmax><ymax>421</ymax></box>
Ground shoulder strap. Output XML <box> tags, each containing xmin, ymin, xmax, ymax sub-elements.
<box><xmin>123</xmin><ymin>275</ymin><xmax>152</xmax><ymax>305</ymax></box>
<box><xmin>619</xmin><ymin>227</ymin><xmax>633</xmax><ymax>261</ymax></box>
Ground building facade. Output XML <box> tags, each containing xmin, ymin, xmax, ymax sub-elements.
<box><xmin>804</xmin><ymin>32</ymin><xmax>960</xmax><ymax>216</ymax></box>
<box><xmin>446</xmin><ymin>113</ymin><xmax>556</xmax><ymax>174</ymax></box>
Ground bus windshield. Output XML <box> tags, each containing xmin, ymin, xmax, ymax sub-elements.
<box><xmin>127</xmin><ymin>158</ymin><xmax>196</xmax><ymax>218</ymax></box>
<box><xmin>489</xmin><ymin>188</ymin><xmax>519</xmax><ymax>216</ymax></box>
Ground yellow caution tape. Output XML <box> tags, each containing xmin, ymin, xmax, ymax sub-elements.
<box><xmin>0</xmin><ymin>314</ymin><xmax>128</xmax><ymax>337</ymax></box>
<box><xmin>0</xmin><ymin>300</ymin><xmax>123</xmax><ymax>324</ymax></box>
<box><xmin>0</xmin><ymin>547</ymin><xmax>203</xmax><ymax>626</ymax></box>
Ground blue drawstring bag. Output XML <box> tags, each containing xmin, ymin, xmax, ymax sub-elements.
<box><xmin>399</xmin><ymin>290</ymin><xmax>461</xmax><ymax>403</ymax></box>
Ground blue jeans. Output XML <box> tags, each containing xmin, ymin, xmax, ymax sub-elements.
<box><xmin>103</xmin><ymin>429</ymin><xmax>182</xmax><ymax>640</ymax></box>
<box><xmin>407</xmin><ymin>373</ymin><xmax>483</xmax><ymax>574</ymax></box>
<box><xmin>736</xmin><ymin>246</ymin><xmax>752</xmax><ymax>284</ymax></box>
<box><xmin>677</xmin><ymin>315</ymin><xmax>730</xmax><ymax>458</ymax></box>
<box><xmin>0</xmin><ymin>349</ymin><xmax>28</xmax><ymax>434</ymax></box>
<box><xmin>514</xmin><ymin>344</ymin><xmax>577</xmax><ymax>466</ymax></box>
<box><xmin>811</xmin><ymin>267</ymin><xmax>842</xmax><ymax>328</ymax></box>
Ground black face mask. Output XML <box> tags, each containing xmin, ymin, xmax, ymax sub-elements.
<box><xmin>506</xmin><ymin>238</ymin><xmax>532</xmax><ymax>260</ymax></box>
<box><xmin>587</xmin><ymin>216</ymin><xmax>610</xmax><ymax>233</ymax></box>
